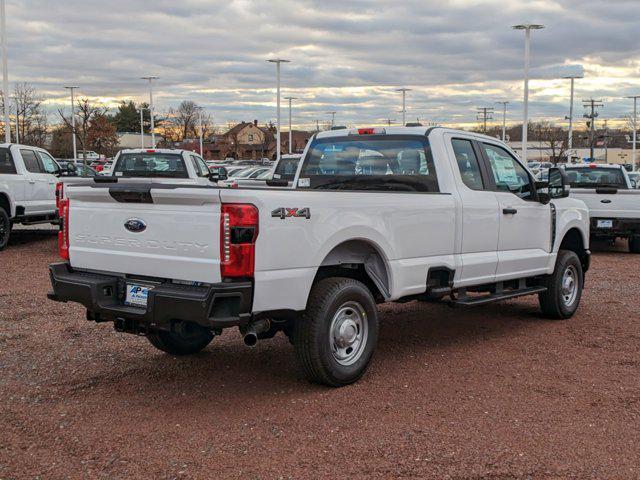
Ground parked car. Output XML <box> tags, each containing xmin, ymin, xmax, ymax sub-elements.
<box><xmin>76</xmin><ymin>150</ymin><xmax>100</xmax><ymax>161</ymax></box>
<box><xmin>564</xmin><ymin>163</ymin><xmax>640</xmax><ymax>252</ymax></box>
<box><xmin>627</xmin><ymin>171</ymin><xmax>639</xmax><ymax>189</ymax></box>
<box><xmin>49</xmin><ymin>126</ymin><xmax>590</xmax><ymax>386</ymax></box>
<box><xmin>58</xmin><ymin>160</ymin><xmax>97</xmax><ymax>177</ymax></box>
<box><xmin>0</xmin><ymin>144</ymin><xmax>72</xmax><ymax>249</ymax></box>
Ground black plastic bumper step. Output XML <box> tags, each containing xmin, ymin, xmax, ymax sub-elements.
<box><xmin>450</xmin><ymin>286</ymin><xmax>547</xmax><ymax>307</ymax></box>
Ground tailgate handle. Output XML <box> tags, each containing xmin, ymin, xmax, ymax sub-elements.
<box><xmin>109</xmin><ymin>188</ymin><xmax>153</xmax><ymax>203</ymax></box>
<box><xmin>601</xmin><ymin>199</ymin><xmax>612</xmax><ymax>204</ymax></box>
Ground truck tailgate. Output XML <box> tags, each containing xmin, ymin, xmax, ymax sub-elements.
<box><xmin>571</xmin><ymin>189</ymin><xmax>640</xmax><ymax>218</ymax></box>
<box><xmin>66</xmin><ymin>184</ymin><xmax>223</xmax><ymax>283</ymax></box>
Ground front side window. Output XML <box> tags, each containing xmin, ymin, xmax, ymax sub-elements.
<box><xmin>299</xmin><ymin>135</ymin><xmax>439</xmax><ymax>192</ymax></box>
<box><xmin>482</xmin><ymin>143</ymin><xmax>534</xmax><ymax>200</ymax></box>
<box><xmin>0</xmin><ymin>147</ymin><xmax>16</xmax><ymax>174</ymax></box>
<box><xmin>273</xmin><ymin>157</ymin><xmax>300</xmax><ymax>180</ymax></box>
<box><xmin>113</xmin><ymin>153</ymin><xmax>188</xmax><ymax>178</ymax></box>
<box><xmin>20</xmin><ymin>149</ymin><xmax>41</xmax><ymax>173</ymax></box>
<box><xmin>189</xmin><ymin>155</ymin><xmax>208</xmax><ymax>177</ymax></box>
<box><xmin>565</xmin><ymin>167</ymin><xmax>627</xmax><ymax>189</ymax></box>
<box><xmin>195</xmin><ymin>157</ymin><xmax>209</xmax><ymax>177</ymax></box>
<box><xmin>451</xmin><ymin>139</ymin><xmax>484</xmax><ymax>190</ymax></box>
<box><xmin>36</xmin><ymin>151</ymin><xmax>59</xmax><ymax>174</ymax></box>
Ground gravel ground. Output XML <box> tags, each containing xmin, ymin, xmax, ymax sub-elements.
<box><xmin>1</xmin><ymin>228</ymin><xmax>639</xmax><ymax>479</ymax></box>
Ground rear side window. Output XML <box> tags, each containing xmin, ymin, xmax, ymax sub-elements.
<box><xmin>20</xmin><ymin>149</ymin><xmax>41</xmax><ymax>173</ymax></box>
<box><xmin>299</xmin><ymin>135</ymin><xmax>439</xmax><ymax>192</ymax></box>
<box><xmin>451</xmin><ymin>139</ymin><xmax>484</xmax><ymax>190</ymax></box>
<box><xmin>0</xmin><ymin>147</ymin><xmax>16</xmax><ymax>174</ymax></box>
<box><xmin>113</xmin><ymin>153</ymin><xmax>188</xmax><ymax>178</ymax></box>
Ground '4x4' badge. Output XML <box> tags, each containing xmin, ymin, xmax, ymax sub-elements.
<box><xmin>271</xmin><ymin>208</ymin><xmax>311</xmax><ymax>220</ymax></box>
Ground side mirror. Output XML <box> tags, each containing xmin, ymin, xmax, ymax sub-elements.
<box><xmin>208</xmin><ymin>166</ymin><xmax>228</xmax><ymax>182</ymax></box>
<box><xmin>66</xmin><ymin>162</ymin><xmax>77</xmax><ymax>174</ymax></box>
<box><xmin>548</xmin><ymin>167</ymin><xmax>569</xmax><ymax>199</ymax></box>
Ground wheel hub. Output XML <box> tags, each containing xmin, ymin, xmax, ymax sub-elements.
<box><xmin>329</xmin><ymin>301</ymin><xmax>368</xmax><ymax>366</ymax></box>
<box><xmin>561</xmin><ymin>265</ymin><xmax>578</xmax><ymax>307</ymax></box>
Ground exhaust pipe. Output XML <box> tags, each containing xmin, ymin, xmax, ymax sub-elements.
<box><xmin>243</xmin><ymin>318</ymin><xmax>271</xmax><ymax>346</ymax></box>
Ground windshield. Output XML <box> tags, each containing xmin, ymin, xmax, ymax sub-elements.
<box><xmin>274</xmin><ymin>157</ymin><xmax>300</xmax><ymax>180</ymax></box>
<box><xmin>565</xmin><ymin>167</ymin><xmax>627</xmax><ymax>189</ymax></box>
<box><xmin>113</xmin><ymin>153</ymin><xmax>188</xmax><ymax>178</ymax></box>
<box><xmin>299</xmin><ymin>135</ymin><xmax>439</xmax><ymax>192</ymax></box>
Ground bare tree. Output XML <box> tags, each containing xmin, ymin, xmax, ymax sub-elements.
<box><xmin>59</xmin><ymin>98</ymin><xmax>108</xmax><ymax>167</ymax></box>
<box><xmin>0</xmin><ymin>83</ymin><xmax>48</xmax><ymax>147</ymax></box>
<box><xmin>530</xmin><ymin>121</ymin><xmax>568</xmax><ymax>164</ymax></box>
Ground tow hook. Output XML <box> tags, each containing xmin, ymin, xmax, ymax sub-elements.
<box><xmin>242</xmin><ymin>318</ymin><xmax>271</xmax><ymax>347</ymax></box>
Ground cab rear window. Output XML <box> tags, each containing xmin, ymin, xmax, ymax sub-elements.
<box><xmin>113</xmin><ymin>153</ymin><xmax>188</xmax><ymax>178</ymax></box>
<box><xmin>565</xmin><ymin>168</ymin><xmax>626</xmax><ymax>189</ymax></box>
<box><xmin>299</xmin><ymin>135</ymin><xmax>438</xmax><ymax>192</ymax></box>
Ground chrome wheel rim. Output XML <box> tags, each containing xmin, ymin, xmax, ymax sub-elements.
<box><xmin>561</xmin><ymin>265</ymin><xmax>579</xmax><ymax>307</ymax></box>
<box><xmin>329</xmin><ymin>301</ymin><xmax>368</xmax><ymax>366</ymax></box>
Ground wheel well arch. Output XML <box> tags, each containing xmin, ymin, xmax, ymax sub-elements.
<box><xmin>0</xmin><ymin>193</ymin><xmax>11</xmax><ymax>217</ymax></box>
<box><xmin>314</xmin><ymin>239</ymin><xmax>391</xmax><ymax>302</ymax></box>
<box><xmin>559</xmin><ymin>227</ymin><xmax>589</xmax><ymax>272</ymax></box>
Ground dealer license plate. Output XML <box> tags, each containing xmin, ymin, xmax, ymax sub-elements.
<box><xmin>597</xmin><ymin>219</ymin><xmax>613</xmax><ymax>228</ymax></box>
<box><xmin>125</xmin><ymin>284</ymin><xmax>151</xmax><ymax>308</ymax></box>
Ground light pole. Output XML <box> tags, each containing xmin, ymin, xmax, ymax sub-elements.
<box><xmin>496</xmin><ymin>101</ymin><xmax>509</xmax><ymax>142</ymax></box>
<box><xmin>564</xmin><ymin>74</ymin><xmax>583</xmax><ymax>156</ymax></box>
<box><xmin>326</xmin><ymin>111</ymin><xmax>336</xmax><ymax>128</ymax></box>
<box><xmin>198</xmin><ymin>107</ymin><xmax>204</xmax><ymax>157</ymax></box>
<box><xmin>267</xmin><ymin>59</ymin><xmax>290</xmax><ymax>161</ymax></box>
<box><xmin>512</xmin><ymin>23</ymin><xmax>544</xmax><ymax>163</ymax></box>
<box><xmin>141</xmin><ymin>76</ymin><xmax>158</xmax><ymax>147</ymax></box>
<box><xmin>1</xmin><ymin>0</ymin><xmax>10</xmax><ymax>143</ymax></box>
<box><xmin>627</xmin><ymin>95</ymin><xmax>640</xmax><ymax>171</ymax></box>
<box><xmin>284</xmin><ymin>96</ymin><xmax>297</xmax><ymax>154</ymax></box>
<box><xmin>396</xmin><ymin>88</ymin><xmax>411</xmax><ymax>126</ymax></box>
<box><xmin>64</xmin><ymin>86</ymin><xmax>78</xmax><ymax>159</ymax></box>
<box><xmin>139</xmin><ymin>106</ymin><xmax>146</xmax><ymax>149</ymax></box>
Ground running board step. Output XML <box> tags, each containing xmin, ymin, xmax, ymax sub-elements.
<box><xmin>450</xmin><ymin>286</ymin><xmax>547</xmax><ymax>307</ymax></box>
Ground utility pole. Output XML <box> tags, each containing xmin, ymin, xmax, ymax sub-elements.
<box><xmin>284</xmin><ymin>96</ymin><xmax>297</xmax><ymax>154</ymax></box>
<box><xmin>396</xmin><ymin>88</ymin><xmax>411</xmax><ymax>126</ymax></box>
<box><xmin>496</xmin><ymin>101</ymin><xmax>509</xmax><ymax>141</ymax></box>
<box><xmin>316</xmin><ymin>119</ymin><xmax>320</xmax><ymax>132</ymax></box>
<box><xmin>12</xmin><ymin>95</ymin><xmax>18</xmax><ymax>143</ymax></box>
<box><xmin>383</xmin><ymin>118</ymin><xmax>397</xmax><ymax>126</ymax></box>
<box><xmin>627</xmin><ymin>95</ymin><xmax>640</xmax><ymax>171</ymax></box>
<box><xmin>583</xmin><ymin>98</ymin><xmax>603</xmax><ymax>162</ymax></box>
<box><xmin>512</xmin><ymin>24</ymin><xmax>544</xmax><ymax>162</ymax></box>
<box><xmin>64</xmin><ymin>86</ymin><xmax>78</xmax><ymax>159</ymax></box>
<box><xmin>198</xmin><ymin>108</ymin><xmax>204</xmax><ymax>157</ymax></box>
<box><xmin>0</xmin><ymin>0</ymin><xmax>9</xmax><ymax>143</ymax></box>
<box><xmin>267</xmin><ymin>59</ymin><xmax>290</xmax><ymax>161</ymax></box>
<box><xmin>141</xmin><ymin>76</ymin><xmax>158</xmax><ymax>147</ymax></box>
<box><xmin>326</xmin><ymin>111</ymin><xmax>336</xmax><ymax>128</ymax></box>
<box><xmin>476</xmin><ymin>107</ymin><xmax>494</xmax><ymax>133</ymax></box>
<box><xmin>139</xmin><ymin>106</ymin><xmax>145</xmax><ymax>149</ymax></box>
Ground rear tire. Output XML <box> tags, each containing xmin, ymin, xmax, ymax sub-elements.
<box><xmin>293</xmin><ymin>277</ymin><xmax>379</xmax><ymax>387</ymax></box>
<box><xmin>147</xmin><ymin>324</ymin><xmax>213</xmax><ymax>355</ymax></box>
<box><xmin>629</xmin><ymin>236</ymin><xmax>640</xmax><ymax>254</ymax></box>
<box><xmin>0</xmin><ymin>207</ymin><xmax>11</xmax><ymax>251</ymax></box>
<box><xmin>538</xmin><ymin>250</ymin><xmax>583</xmax><ymax>319</ymax></box>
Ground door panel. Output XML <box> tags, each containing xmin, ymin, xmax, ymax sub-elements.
<box><xmin>21</xmin><ymin>149</ymin><xmax>54</xmax><ymax>215</ymax></box>
<box><xmin>479</xmin><ymin>142</ymin><xmax>551</xmax><ymax>279</ymax></box>
<box><xmin>447</xmin><ymin>136</ymin><xmax>499</xmax><ymax>286</ymax></box>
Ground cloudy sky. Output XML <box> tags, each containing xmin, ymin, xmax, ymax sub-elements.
<box><xmin>6</xmin><ymin>0</ymin><xmax>640</xmax><ymax>130</ymax></box>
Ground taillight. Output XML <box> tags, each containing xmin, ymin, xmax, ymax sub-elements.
<box><xmin>58</xmin><ymin>198</ymin><xmax>70</xmax><ymax>260</ymax></box>
<box><xmin>55</xmin><ymin>182</ymin><xmax>64</xmax><ymax>209</ymax></box>
<box><xmin>220</xmin><ymin>203</ymin><xmax>259</xmax><ymax>278</ymax></box>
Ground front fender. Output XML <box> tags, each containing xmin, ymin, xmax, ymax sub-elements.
<box><xmin>553</xmin><ymin>199</ymin><xmax>590</xmax><ymax>252</ymax></box>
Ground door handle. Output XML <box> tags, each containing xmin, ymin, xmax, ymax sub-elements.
<box><xmin>502</xmin><ymin>208</ymin><xmax>518</xmax><ymax>215</ymax></box>
<box><xmin>601</xmin><ymin>199</ymin><xmax>611</xmax><ymax>204</ymax></box>
<box><xmin>28</xmin><ymin>179</ymin><xmax>36</xmax><ymax>184</ymax></box>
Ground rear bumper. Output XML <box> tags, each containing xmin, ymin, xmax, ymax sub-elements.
<box><xmin>47</xmin><ymin>262</ymin><xmax>253</xmax><ymax>331</ymax></box>
<box><xmin>591</xmin><ymin>217</ymin><xmax>640</xmax><ymax>238</ymax></box>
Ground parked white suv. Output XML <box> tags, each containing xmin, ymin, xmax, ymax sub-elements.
<box><xmin>0</xmin><ymin>144</ymin><xmax>66</xmax><ymax>249</ymax></box>
<box><xmin>49</xmin><ymin>127</ymin><xmax>590</xmax><ymax>386</ymax></box>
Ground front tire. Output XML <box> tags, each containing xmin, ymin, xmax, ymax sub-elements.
<box><xmin>629</xmin><ymin>236</ymin><xmax>640</xmax><ymax>254</ymax></box>
<box><xmin>0</xmin><ymin>208</ymin><xmax>11</xmax><ymax>251</ymax></box>
<box><xmin>147</xmin><ymin>324</ymin><xmax>214</xmax><ymax>355</ymax></box>
<box><xmin>538</xmin><ymin>250</ymin><xmax>583</xmax><ymax>319</ymax></box>
<box><xmin>294</xmin><ymin>277</ymin><xmax>379</xmax><ymax>387</ymax></box>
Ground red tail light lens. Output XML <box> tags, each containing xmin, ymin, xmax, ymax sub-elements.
<box><xmin>58</xmin><ymin>198</ymin><xmax>70</xmax><ymax>260</ymax></box>
<box><xmin>220</xmin><ymin>203</ymin><xmax>259</xmax><ymax>278</ymax></box>
<box><xmin>55</xmin><ymin>182</ymin><xmax>64</xmax><ymax>209</ymax></box>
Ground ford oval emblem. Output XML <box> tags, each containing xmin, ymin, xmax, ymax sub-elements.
<box><xmin>124</xmin><ymin>218</ymin><xmax>147</xmax><ymax>233</ymax></box>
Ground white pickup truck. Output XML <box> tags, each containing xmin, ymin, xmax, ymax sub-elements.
<box><xmin>564</xmin><ymin>164</ymin><xmax>640</xmax><ymax>253</ymax></box>
<box><xmin>48</xmin><ymin>127</ymin><xmax>590</xmax><ymax>386</ymax></box>
<box><xmin>107</xmin><ymin>148</ymin><xmax>214</xmax><ymax>184</ymax></box>
<box><xmin>0</xmin><ymin>144</ymin><xmax>68</xmax><ymax>250</ymax></box>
